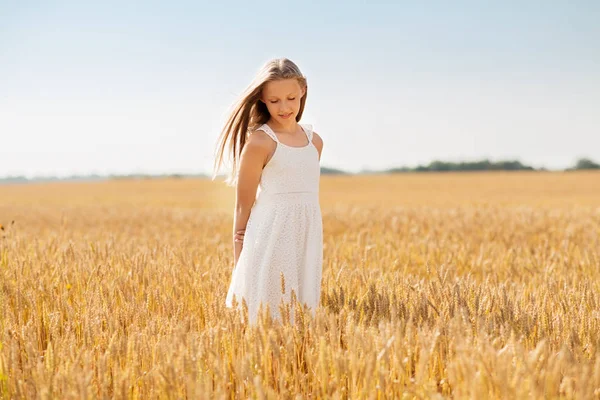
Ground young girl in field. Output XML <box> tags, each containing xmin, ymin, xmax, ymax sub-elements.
<box><xmin>213</xmin><ymin>58</ymin><xmax>324</xmax><ymax>324</ymax></box>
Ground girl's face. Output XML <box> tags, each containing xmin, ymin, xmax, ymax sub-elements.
<box><xmin>260</xmin><ymin>79</ymin><xmax>306</xmax><ymax>124</ymax></box>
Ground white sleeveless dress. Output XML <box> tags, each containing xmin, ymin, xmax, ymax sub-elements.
<box><xmin>225</xmin><ymin>123</ymin><xmax>323</xmax><ymax>324</ymax></box>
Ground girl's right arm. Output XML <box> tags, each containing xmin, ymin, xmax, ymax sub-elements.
<box><xmin>232</xmin><ymin>133</ymin><xmax>271</xmax><ymax>268</ymax></box>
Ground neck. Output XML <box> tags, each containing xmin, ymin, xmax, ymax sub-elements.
<box><xmin>267</xmin><ymin>119</ymin><xmax>299</xmax><ymax>134</ymax></box>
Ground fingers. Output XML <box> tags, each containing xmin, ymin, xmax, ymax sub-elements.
<box><xmin>234</xmin><ymin>230</ymin><xmax>245</xmax><ymax>242</ymax></box>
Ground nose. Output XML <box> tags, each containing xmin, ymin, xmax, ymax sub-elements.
<box><xmin>280</xmin><ymin>100</ymin><xmax>292</xmax><ymax>112</ymax></box>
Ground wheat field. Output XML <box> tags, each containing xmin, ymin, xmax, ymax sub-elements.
<box><xmin>1</xmin><ymin>171</ymin><xmax>599</xmax><ymax>399</ymax></box>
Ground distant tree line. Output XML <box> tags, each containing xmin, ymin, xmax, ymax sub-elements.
<box><xmin>567</xmin><ymin>158</ymin><xmax>600</xmax><ymax>171</ymax></box>
<box><xmin>1</xmin><ymin>158</ymin><xmax>598</xmax><ymax>183</ymax></box>
<box><xmin>370</xmin><ymin>157</ymin><xmax>599</xmax><ymax>175</ymax></box>
<box><xmin>385</xmin><ymin>159</ymin><xmax>535</xmax><ymax>173</ymax></box>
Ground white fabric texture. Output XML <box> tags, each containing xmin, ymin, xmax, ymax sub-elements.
<box><xmin>225</xmin><ymin>123</ymin><xmax>323</xmax><ymax>324</ymax></box>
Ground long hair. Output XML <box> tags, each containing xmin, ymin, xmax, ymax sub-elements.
<box><xmin>212</xmin><ymin>58</ymin><xmax>308</xmax><ymax>186</ymax></box>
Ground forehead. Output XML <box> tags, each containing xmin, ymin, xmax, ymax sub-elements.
<box><xmin>262</xmin><ymin>79</ymin><xmax>302</xmax><ymax>98</ymax></box>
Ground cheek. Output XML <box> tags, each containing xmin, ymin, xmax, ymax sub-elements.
<box><xmin>264</xmin><ymin>102</ymin><xmax>275</xmax><ymax>113</ymax></box>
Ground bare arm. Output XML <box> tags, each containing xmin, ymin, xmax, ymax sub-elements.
<box><xmin>232</xmin><ymin>132</ymin><xmax>271</xmax><ymax>268</ymax></box>
<box><xmin>312</xmin><ymin>131</ymin><xmax>323</xmax><ymax>161</ymax></box>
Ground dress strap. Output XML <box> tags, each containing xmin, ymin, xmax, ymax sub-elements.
<box><xmin>257</xmin><ymin>124</ymin><xmax>279</xmax><ymax>143</ymax></box>
<box><xmin>300</xmin><ymin>124</ymin><xmax>313</xmax><ymax>142</ymax></box>
<box><xmin>258</xmin><ymin>123</ymin><xmax>313</xmax><ymax>144</ymax></box>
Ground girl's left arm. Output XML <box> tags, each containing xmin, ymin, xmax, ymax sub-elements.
<box><xmin>313</xmin><ymin>132</ymin><xmax>323</xmax><ymax>161</ymax></box>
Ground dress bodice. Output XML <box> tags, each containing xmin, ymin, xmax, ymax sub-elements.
<box><xmin>253</xmin><ymin>123</ymin><xmax>320</xmax><ymax>199</ymax></box>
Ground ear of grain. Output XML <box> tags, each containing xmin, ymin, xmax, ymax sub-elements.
<box><xmin>0</xmin><ymin>172</ymin><xmax>599</xmax><ymax>397</ymax></box>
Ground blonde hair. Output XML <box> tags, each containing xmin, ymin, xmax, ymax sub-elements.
<box><xmin>212</xmin><ymin>58</ymin><xmax>308</xmax><ymax>186</ymax></box>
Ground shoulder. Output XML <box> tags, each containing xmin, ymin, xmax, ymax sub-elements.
<box><xmin>312</xmin><ymin>130</ymin><xmax>323</xmax><ymax>149</ymax></box>
<box><xmin>247</xmin><ymin>128</ymin><xmax>275</xmax><ymax>148</ymax></box>
<box><xmin>311</xmin><ymin>130</ymin><xmax>323</xmax><ymax>159</ymax></box>
<box><xmin>312</xmin><ymin>130</ymin><xmax>323</xmax><ymax>146</ymax></box>
<box><xmin>242</xmin><ymin>126</ymin><xmax>275</xmax><ymax>162</ymax></box>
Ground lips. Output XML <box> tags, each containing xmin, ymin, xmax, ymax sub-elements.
<box><xmin>280</xmin><ymin>112</ymin><xmax>293</xmax><ymax>119</ymax></box>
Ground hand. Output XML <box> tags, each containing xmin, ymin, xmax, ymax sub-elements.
<box><xmin>234</xmin><ymin>229</ymin><xmax>245</xmax><ymax>243</ymax></box>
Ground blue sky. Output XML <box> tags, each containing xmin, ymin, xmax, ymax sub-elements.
<box><xmin>1</xmin><ymin>1</ymin><xmax>599</xmax><ymax>177</ymax></box>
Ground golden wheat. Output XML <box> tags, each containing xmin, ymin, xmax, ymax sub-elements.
<box><xmin>0</xmin><ymin>171</ymin><xmax>599</xmax><ymax>399</ymax></box>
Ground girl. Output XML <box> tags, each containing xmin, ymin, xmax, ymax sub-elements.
<box><xmin>213</xmin><ymin>58</ymin><xmax>324</xmax><ymax>324</ymax></box>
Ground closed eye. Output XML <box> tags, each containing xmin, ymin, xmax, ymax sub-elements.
<box><xmin>269</xmin><ymin>97</ymin><xmax>296</xmax><ymax>104</ymax></box>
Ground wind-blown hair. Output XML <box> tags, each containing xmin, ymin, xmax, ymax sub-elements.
<box><xmin>212</xmin><ymin>58</ymin><xmax>308</xmax><ymax>186</ymax></box>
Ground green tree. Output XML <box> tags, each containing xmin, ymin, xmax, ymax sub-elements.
<box><xmin>574</xmin><ymin>158</ymin><xmax>600</xmax><ymax>170</ymax></box>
